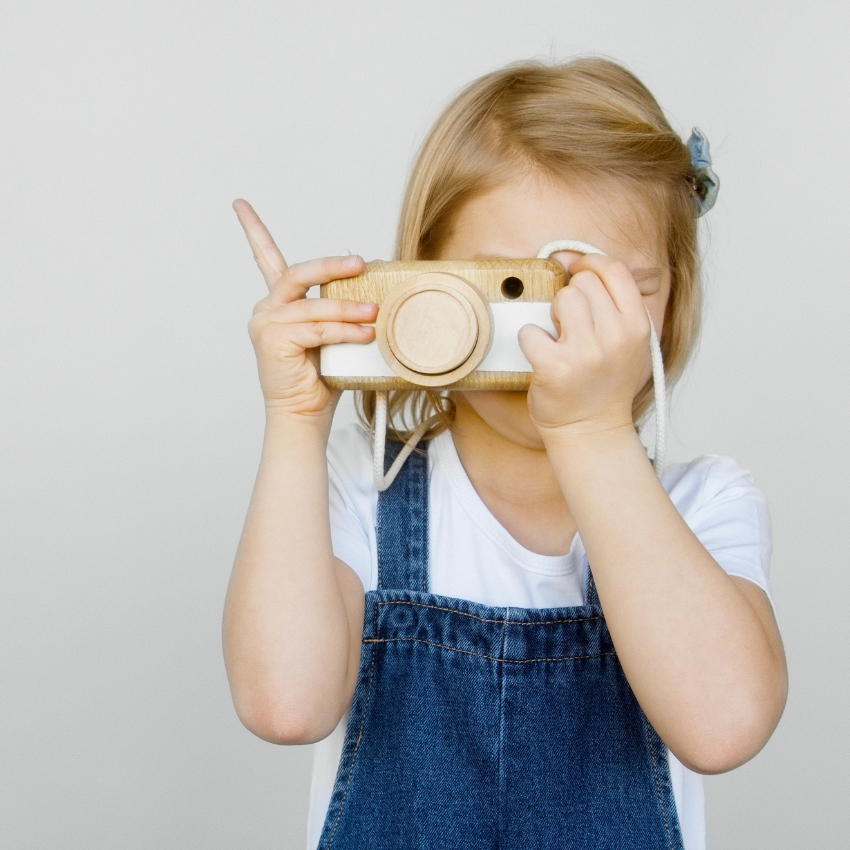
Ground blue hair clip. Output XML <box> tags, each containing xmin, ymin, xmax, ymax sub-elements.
<box><xmin>687</xmin><ymin>127</ymin><xmax>719</xmax><ymax>217</ymax></box>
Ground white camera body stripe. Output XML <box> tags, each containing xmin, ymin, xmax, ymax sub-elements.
<box><xmin>319</xmin><ymin>302</ymin><xmax>555</xmax><ymax>378</ymax></box>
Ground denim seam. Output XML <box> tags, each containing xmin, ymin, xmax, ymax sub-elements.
<box><xmin>419</xmin><ymin>456</ymin><xmax>428</xmax><ymax>593</ymax></box>
<box><xmin>363</xmin><ymin>637</ymin><xmax>616</xmax><ymax>663</ymax></box>
<box><xmin>497</xmin><ymin>607</ymin><xmax>509</xmax><ymax>848</ymax></box>
<box><xmin>325</xmin><ymin>622</ymin><xmax>378</xmax><ymax>849</ymax></box>
<box><xmin>586</xmin><ymin>570</ymin><xmax>599</xmax><ymax>607</ymax></box>
<box><xmin>376</xmin><ymin>600</ymin><xmax>603</xmax><ymax>626</ymax></box>
<box><xmin>643</xmin><ymin>716</ymin><xmax>676</xmax><ymax>850</ymax></box>
<box><xmin>376</xmin><ymin>493</ymin><xmax>385</xmax><ymax>591</ymax></box>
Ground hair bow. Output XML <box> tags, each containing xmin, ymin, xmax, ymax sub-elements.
<box><xmin>687</xmin><ymin>127</ymin><xmax>719</xmax><ymax>217</ymax></box>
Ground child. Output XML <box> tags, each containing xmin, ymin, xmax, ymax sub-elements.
<box><xmin>224</xmin><ymin>58</ymin><xmax>787</xmax><ymax>850</ymax></box>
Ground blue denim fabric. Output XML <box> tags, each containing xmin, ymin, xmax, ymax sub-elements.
<box><xmin>319</xmin><ymin>441</ymin><xmax>684</xmax><ymax>849</ymax></box>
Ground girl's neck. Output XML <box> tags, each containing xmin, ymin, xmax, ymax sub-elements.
<box><xmin>449</xmin><ymin>395</ymin><xmax>577</xmax><ymax>555</ymax></box>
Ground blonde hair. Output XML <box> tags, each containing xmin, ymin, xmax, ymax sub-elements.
<box><xmin>358</xmin><ymin>57</ymin><xmax>704</xmax><ymax>440</ymax></box>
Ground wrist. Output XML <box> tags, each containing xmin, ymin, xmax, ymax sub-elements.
<box><xmin>542</xmin><ymin>423</ymin><xmax>654</xmax><ymax>508</ymax></box>
<box><xmin>540</xmin><ymin>419</ymin><xmax>645</xmax><ymax>467</ymax></box>
<box><xmin>263</xmin><ymin>406</ymin><xmax>334</xmax><ymax>444</ymax></box>
<box><xmin>535</xmin><ymin>414</ymin><xmax>639</xmax><ymax>451</ymax></box>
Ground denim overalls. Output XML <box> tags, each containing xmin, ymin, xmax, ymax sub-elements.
<box><xmin>318</xmin><ymin>441</ymin><xmax>685</xmax><ymax>849</ymax></box>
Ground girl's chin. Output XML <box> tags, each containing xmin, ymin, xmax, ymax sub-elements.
<box><xmin>454</xmin><ymin>391</ymin><xmax>546</xmax><ymax>450</ymax></box>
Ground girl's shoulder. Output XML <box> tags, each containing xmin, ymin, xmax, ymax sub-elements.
<box><xmin>326</xmin><ymin>423</ymin><xmax>378</xmax><ymax>591</ymax></box>
<box><xmin>326</xmin><ymin>422</ymin><xmax>375</xmax><ymax>503</ymax></box>
<box><xmin>327</xmin><ymin>420</ymin><xmax>372</xmax><ymax>464</ymax></box>
<box><xmin>662</xmin><ymin>454</ymin><xmax>772</xmax><ymax>592</ymax></box>
<box><xmin>661</xmin><ymin>454</ymin><xmax>768</xmax><ymax>517</ymax></box>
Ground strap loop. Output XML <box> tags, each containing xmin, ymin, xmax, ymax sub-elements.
<box><xmin>372</xmin><ymin>392</ymin><xmax>439</xmax><ymax>491</ymax></box>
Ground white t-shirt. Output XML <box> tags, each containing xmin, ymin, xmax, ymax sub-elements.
<box><xmin>307</xmin><ymin>424</ymin><xmax>773</xmax><ymax>850</ymax></box>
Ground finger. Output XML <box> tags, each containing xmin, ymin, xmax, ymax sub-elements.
<box><xmin>233</xmin><ymin>199</ymin><xmax>289</xmax><ymax>291</ymax></box>
<box><xmin>551</xmin><ymin>284</ymin><xmax>595</xmax><ymax>342</ymax></box>
<box><xmin>267</xmin><ymin>254</ymin><xmax>365</xmax><ymax>305</ymax></box>
<box><xmin>287</xmin><ymin>321</ymin><xmax>376</xmax><ymax>350</ymax></box>
<box><xmin>567</xmin><ymin>271</ymin><xmax>621</xmax><ymax>333</ymax></box>
<box><xmin>567</xmin><ymin>254</ymin><xmax>644</xmax><ymax>317</ymax></box>
<box><xmin>547</xmin><ymin>249</ymin><xmax>585</xmax><ymax>279</ymax></box>
<box><xmin>261</xmin><ymin>298</ymin><xmax>378</xmax><ymax>325</ymax></box>
<box><xmin>518</xmin><ymin>323</ymin><xmax>558</xmax><ymax>368</ymax></box>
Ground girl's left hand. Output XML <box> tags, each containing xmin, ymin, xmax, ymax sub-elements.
<box><xmin>518</xmin><ymin>254</ymin><xmax>653</xmax><ymax>440</ymax></box>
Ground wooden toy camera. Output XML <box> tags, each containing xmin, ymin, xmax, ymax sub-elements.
<box><xmin>319</xmin><ymin>259</ymin><xmax>567</xmax><ymax>390</ymax></box>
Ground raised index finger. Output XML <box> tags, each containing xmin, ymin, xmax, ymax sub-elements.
<box><xmin>232</xmin><ymin>199</ymin><xmax>288</xmax><ymax>291</ymax></box>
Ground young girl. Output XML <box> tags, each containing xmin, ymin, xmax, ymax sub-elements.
<box><xmin>224</xmin><ymin>58</ymin><xmax>787</xmax><ymax>850</ymax></box>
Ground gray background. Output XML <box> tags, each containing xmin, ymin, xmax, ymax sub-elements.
<box><xmin>2</xmin><ymin>1</ymin><xmax>847</xmax><ymax>847</ymax></box>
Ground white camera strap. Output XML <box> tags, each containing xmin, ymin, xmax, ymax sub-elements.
<box><xmin>372</xmin><ymin>240</ymin><xmax>667</xmax><ymax>491</ymax></box>
<box><xmin>371</xmin><ymin>393</ymin><xmax>438</xmax><ymax>492</ymax></box>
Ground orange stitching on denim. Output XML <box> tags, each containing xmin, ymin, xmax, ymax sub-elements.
<box><xmin>363</xmin><ymin>636</ymin><xmax>616</xmax><ymax>664</ymax></box>
<box><xmin>644</xmin><ymin>718</ymin><xmax>676</xmax><ymax>850</ymax></box>
<box><xmin>375</xmin><ymin>600</ymin><xmax>603</xmax><ymax>626</ymax></box>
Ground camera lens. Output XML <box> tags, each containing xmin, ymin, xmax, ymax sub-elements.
<box><xmin>501</xmin><ymin>277</ymin><xmax>524</xmax><ymax>299</ymax></box>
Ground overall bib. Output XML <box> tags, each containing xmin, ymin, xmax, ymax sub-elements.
<box><xmin>318</xmin><ymin>441</ymin><xmax>685</xmax><ymax>850</ymax></box>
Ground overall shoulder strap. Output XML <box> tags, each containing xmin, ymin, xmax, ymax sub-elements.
<box><xmin>376</xmin><ymin>440</ymin><xmax>429</xmax><ymax>593</ymax></box>
<box><xmin>585</xmin><ymin>564</ymin><xmax>601</xmax><ymax>608</ymax></box>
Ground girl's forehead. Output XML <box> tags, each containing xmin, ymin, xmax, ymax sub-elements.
<box><xmin>445</xmin><ymin>172</ymin><xmax>665</xmax><ymax>269</ymax></box>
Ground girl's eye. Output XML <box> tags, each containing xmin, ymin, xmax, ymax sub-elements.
<box><xmin>633</xmin><ymin>271</ymin><xmax>662</xmax><ymax>296</ymax></box>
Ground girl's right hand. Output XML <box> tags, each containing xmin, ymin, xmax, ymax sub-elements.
<box><xmin>233</xmin><ymin>199</ymin><xmax>377</xmax><ymax>424</ymax></box>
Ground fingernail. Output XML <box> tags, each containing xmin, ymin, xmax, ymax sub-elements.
<box><xmin>344</xmin><ymin>254</ymin><xmax>361</xmax><ymax>269</ymax></box>
<box><xmin>359</xmin><ymin>302</ymin><xmax>377</xmax><ymax>314</ymax></box>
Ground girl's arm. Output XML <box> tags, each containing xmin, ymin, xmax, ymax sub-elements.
<box><xmin>544</xmin><ymin>428</ymin><xmax>785</xmax><ymax>774</ymax></box>
<box><xmin>222</xmin><ymin>201</ymin><xmax>373</xmax><ymax>744</ymax></box>
<box><xmin>519</xmin><ymin>255</ymin><xmax>787</xmax><ymax>775</ymax></box>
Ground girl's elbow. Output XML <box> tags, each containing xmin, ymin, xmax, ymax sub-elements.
<box><xmin>674</xmin><ymin>696</ymin><xmax>786</xmax><ymax>775</ymax></box>
<box><xmin>676</xmin><ymin>737</ymin><xmax>761</xmax><ymax>775</ymax></box>
<box><xmin>674</xmin><ymin>662</ymin><xmax>788</xmax><ymax>775</ymax></box>
<box><xmin>234</xmin><ymin>694</ymin><xmax>344</xmax><ymax>745</ymax></box>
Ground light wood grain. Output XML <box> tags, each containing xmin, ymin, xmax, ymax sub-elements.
<box><xmin>321</xmin><ymin>259</ymin><xmax>563</xmax><ymax>390</ymax></box>
<box><xmin>323</xmin><ymin>372</ymin><xmax>532</xmax><ymax>391</ymax></box>
<box><xmin>374</xmin><ymin>273</ymin><xmax>494</xmax><ymax>387</ymax></box>
<box><xmin>320</xmin><ymin>258</ymin><xmax>566</xmax><ymax>303</ymax></box>
<box><xmin>384</xmin><ymin>286</ymin><xmax>478</xmax><ymax>372</ymax></box>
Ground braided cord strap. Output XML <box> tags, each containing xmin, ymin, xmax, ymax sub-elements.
<box><xmin>536</xmin><ymin>240</ymin><xmax>667</xmax><ymax>478</ymax></box>
<box><xmin>372</xmin><ymin>392</ymin><xmax>438</xmax><ymax>492</ymax></box>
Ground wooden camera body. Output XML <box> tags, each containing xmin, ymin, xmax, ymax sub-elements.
<box><xmin>319</xmin><ymin>259</ymin><xmax>567</xmax><ymax>391</ymax></box>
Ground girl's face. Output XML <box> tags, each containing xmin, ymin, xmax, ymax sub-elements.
<box><xmin>436</xmin><ymin>170</ymin><xmax>672</xmax><ymax>449</ymax></box>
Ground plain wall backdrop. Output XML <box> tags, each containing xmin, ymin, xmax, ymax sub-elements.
<box><xmin>2</xmin><ymin>1</ymin><xmax>848</xmax><ymax>847</ymax></box>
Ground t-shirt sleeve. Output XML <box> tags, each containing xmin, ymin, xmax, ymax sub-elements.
<box><xmin>326</xmin><ymin>425</ymin><xmax>375</xmax><ymax>593</ymax></box>
<box><xmin>663</xmin><ymin>455</ymin><xmax>773</xmax><ymax>604</ymax></box>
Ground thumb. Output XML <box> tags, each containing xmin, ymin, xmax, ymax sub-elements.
<box><xmin>518</xmin><ymin>323</ymin><xmax>557</xmax><ymax>370</ymax></box>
